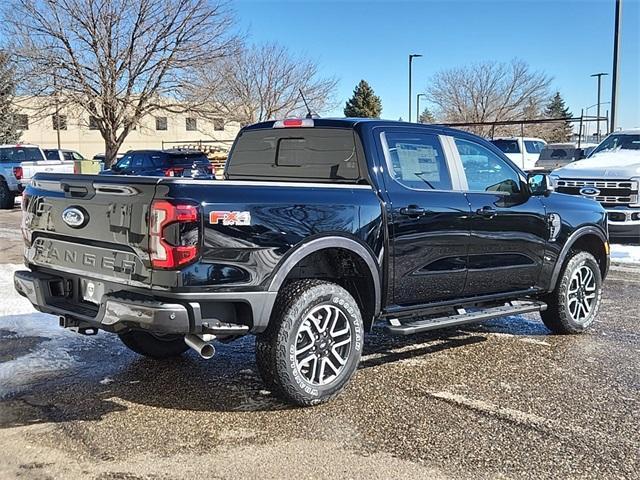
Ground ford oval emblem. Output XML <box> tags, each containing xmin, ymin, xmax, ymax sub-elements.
<box><xmin>579</xmin><ymin>187</ymin><xmax>600</xmax><ymax>197</ymax></box>
<box><xmin>62</xmin><ymin>207</ymin><xmax>87</xmax><ymax>228</ymax></box>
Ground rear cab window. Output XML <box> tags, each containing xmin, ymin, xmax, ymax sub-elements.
<box><xmin>226</xmin><ymin>128</ymin><xmax>360</xmax><ymax>182</ymax></box>
<box><xmin>0</xmin><ymin>147</ymin><xmax>45</xmax><ymax>162</ymax></box>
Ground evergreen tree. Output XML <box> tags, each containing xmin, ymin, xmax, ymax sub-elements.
<box><xmin>544</xmin><ymin>92</ymin><xmax>573</xmax><ymax>142</ymax></box>
<box><xmin>0</xmin><ymin>52</ymin><xmax>20</xmax><ymax>144</ymax></box>
<box><xmin>418</xmin><ymin>107</ymin><xmax>435</xmax><ymax>124</ymax></box>
<box><xmin>344</xmin><ymin>80</ymin><xmax>382</xmax><ymax>118</ymax></box>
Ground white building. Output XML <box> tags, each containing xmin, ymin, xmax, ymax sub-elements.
<box><xmin>13</xmin><ymin>97</ymin><xmax>241</xmax><ymax>159</ymax></box>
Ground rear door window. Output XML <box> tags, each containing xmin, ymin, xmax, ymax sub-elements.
<box><xmin>491</xmin><ymin>139</ymin><xmax>521</xmax><ymax>154</ymax></box>
<box><xmin>44</xmin><ymin>149</ymin><xmax>59</xmax><ymax>160</ymax></box>
<box><xmin>381</xmin><ymin>131</ymin><xmax>452</xmax><ymax>190</ymax></box>
<box><xmin>227</xmin><ymin>128</ymin><xmax>360</xmax><ymax>181</ymax></box>
<box><xmin>524</xmin><ymin>141</ymin><xmax>544</xmax><ymax>154</ymax></box>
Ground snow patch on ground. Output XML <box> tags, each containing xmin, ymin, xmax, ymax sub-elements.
<box><xmin>0</xmin><ymin>264</ymin><xmax>98</xmax><ymax>397</ymax></box>
<box><xmin>610</xmin><ymin>244</ymin><xmax>640</xmax><ymax>265</ymax></box>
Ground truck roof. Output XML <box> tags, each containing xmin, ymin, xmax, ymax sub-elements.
<box><xmin>242</xmin><ymin>117</ymin><xmax>466</xmax><ymax>136</ymax></box>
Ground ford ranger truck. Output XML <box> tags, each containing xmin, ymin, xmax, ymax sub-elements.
<box><xmin>15</xmin><ymin>118</ymin><xmax>609</xmax><ymax>406</ymax></box>
<box><xmin>551</xmin><ymin>129</ymin><xmax>640</xmax><ymax>242</ymax></box>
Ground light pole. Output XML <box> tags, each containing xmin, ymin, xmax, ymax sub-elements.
<box><xmin>416</xmin><ymin>93</ymin><xmax>427</xmax><ymax>123</ymax></box>
<box><xmin>591</xmin><ymin>72</ymin><xmax>608</xmax><ymax>141</ymax></box>
<box><xmin>408</xmin><ymin>54</ymin><xmax>422</xmax><ymax>122</ymax></box>
<box><xmin>610</xmin><ymin>0</ymin><xmax>623</xmax><ymax>133</ymax></box>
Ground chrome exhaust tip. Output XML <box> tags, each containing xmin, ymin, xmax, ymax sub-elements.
<box><xmin>184</xmin><ymin>334</ymin><xmax>216</xmax><ymax>359</ymax></box>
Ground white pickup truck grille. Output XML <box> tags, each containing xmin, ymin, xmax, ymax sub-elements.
<box><xmin>556</xmin><ymin>179</ymin><xmax>639</xmax><ymax>206</ymax></box>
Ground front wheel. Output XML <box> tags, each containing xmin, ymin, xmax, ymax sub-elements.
<box><xmin>255</xmin><ymin>280</ymin><xmax>364</xmax><ymax>406</ymax></box>
<box><xmin>541</xmin><ymin>251</ymin><xmax>603</xmax><ymax>334</ymax></box>
<box><xmin>119</xmin><ymin>330</ymin><xmax>189</xmax><ymax>359</ymax></box>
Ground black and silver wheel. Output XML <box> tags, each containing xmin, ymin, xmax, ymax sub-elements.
<box><xmin>541</xmin><ymin>251</ymin><xmax>603</xmax><ymax>334</ymax></box>
<box><xmin>0</xmin><ymin>180</ymin><xmax>13</xmax><ymax>210</ymax></box>
<box><xmin>119</xmin><ymin>330</ymin><xmax>189</xmax><ymax>359</ymax></box>
<box><xmin>256</xmin><ymin>279</ymin><xmax>364</xmax><ymax>406</ymax></box>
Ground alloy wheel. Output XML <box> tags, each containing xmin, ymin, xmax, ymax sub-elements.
<box><xmin>293</xmin><ymin>305</ymin><xmax>353</xmax><ymax>386</ymax></box>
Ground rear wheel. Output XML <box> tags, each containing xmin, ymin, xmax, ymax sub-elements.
<box><xmin>255</xmin><ymin>280</ymin><xmax>364</xmax><ymax>406</ymax></box>
<box><xmin>0</xmin><ymin>181</ymin><xmax>14</xmax><ymax>209</ymax></box>
<box><xmin>541</xmin><ymin>251</ymin><xmax>603</xmax><ymax>334</ymax></box>
<box><xmin>118</xmin><ymin>330</ymin><xmax>189</xmax><ymax>359</ymax></box>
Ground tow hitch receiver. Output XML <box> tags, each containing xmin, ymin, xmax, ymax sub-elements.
<box><xmin>59</xmin><ymin>316</ymin><xmax>99</xmax><ymax>335</ymax></box>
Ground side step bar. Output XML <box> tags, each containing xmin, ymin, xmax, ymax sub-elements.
<box><xmin>384</xmin><ymin>301</ymin><xmax>547</xmax><ymax>336</ymax></box>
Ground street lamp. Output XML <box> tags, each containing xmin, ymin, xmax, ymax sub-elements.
<box><xmin>408</xmin><ymin>54</ymin><xmax>422</xmax><ymax>122</ymax></box>
<box><xmin>591</xmin><ymin>72</ymin><xmax>608</xmax><ymax>141</ymax></box>
<box><xmin>416</xmin><ymin>93</ymin><xmax>427</xmax><ymax>123</ymax></box>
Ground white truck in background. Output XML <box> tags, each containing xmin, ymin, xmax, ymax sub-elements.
<box><xmin>551</xmin><ymin>129</ymin><xmax>640</xmax><ymax>242</ymax></box>
<box><xmin>490</xmin><ymin>137</ymin><xmax>547</xmax><ymax>171</ymax></box>
<box><xmin>20</xmin><ymin>148</ymin><xmax>76</xmax><ymax>186</ymax></box>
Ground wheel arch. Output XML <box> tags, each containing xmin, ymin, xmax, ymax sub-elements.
<box><xmin>267</xmin><ymin>236</ymin><xmax>382</xmax><ymax>330</ymax></box>
<box><xmin>549</xmin><ymin>226</ymin><xmax>609</xmax><ymax>292</ymax></box>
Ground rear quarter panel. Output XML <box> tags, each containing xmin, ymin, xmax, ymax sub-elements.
<box><xmin>153</xmin><ymin>180</ymin><xmax>385</xmax><ymax>293</ymax></box>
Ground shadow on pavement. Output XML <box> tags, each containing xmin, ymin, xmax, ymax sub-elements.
<box><xmin>0</xmin><ymin>313</ymin><xmax>553</xmax><ymax>427</ymax></box>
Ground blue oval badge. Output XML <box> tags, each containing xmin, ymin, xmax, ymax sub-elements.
<box><xmin>62</xmin><ymin>207</ymin><xmax>87</xmax><ymax>228</ymax></box>
<box><xmin>579</xmin><ymin>187</ymin><xmax>600</xmax><ymax>197</ymax></box>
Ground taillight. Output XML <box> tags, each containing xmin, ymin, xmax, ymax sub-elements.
<box><xmin>149</xmin><ymin>200</ymin><xmax>199</xmax><ymax>269</ymax></box>
<box><xmin>13</xmin><ymin>167</ymin><xmax>23</xmax><ymax>180</ymax></box>
<box><xmin>164</xmin><ymin>167</ymin><xmax>185</xmax><ymax>177</ymax></box>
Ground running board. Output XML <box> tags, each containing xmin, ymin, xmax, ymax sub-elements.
<box><xmin>384</xmin><ymin>301</ymin><xmax>547</xmax><ymax>336</ymax></box>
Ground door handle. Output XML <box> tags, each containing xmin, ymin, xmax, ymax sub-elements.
<box><xmin>399</xmin><ymin>205</ymin><xmax>427</xmax><ymax>218</ymax></box>
<box><xmin>476</xmin><ymin>206</ymin><xmax>497</xmax><ymax>218</ymax></box>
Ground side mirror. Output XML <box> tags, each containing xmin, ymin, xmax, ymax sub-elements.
<box><xmin>527</xmin><ymin>172</ymin><xmax>553</xmax><ymax>196</ymax></box>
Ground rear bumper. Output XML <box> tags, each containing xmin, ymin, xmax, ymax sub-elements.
<box><xmin>14</xmin><ymin>270</ymin><xmax>276</xmax><ymax>335</ymax></box>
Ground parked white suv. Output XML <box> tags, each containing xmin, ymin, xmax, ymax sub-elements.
<box><xmin>490</xmin><ymin>137</ymin><xmax>547</xmax><ymax>171</ymax></box>
<box><xmin>551</xmin><ymin>129</ymin><xmax>640</xmax><ymax>242</ymax></box>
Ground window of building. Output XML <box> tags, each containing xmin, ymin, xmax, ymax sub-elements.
<box><xmin>52</xmin><ymin>114</ymin><xmax>67</xmax><ymax>131</ymax></box>
<box><xmin>213</xmin><ymin>118</ymin><xmax>225</xmax><ymax>131</ymax></box>
<box><xmin>15</xmin><ymin>114</ymin><xmax>28</xmax><ymax>130</ymax></box>
<box><xmin>156</xmin><ymin>116</ymin><xmax>168</xmax><ymax>131</ymax></box>
<box><xmin>88</xmin><ymin>116</ymin><xmax>99</xmax><ymax>130</ymax></box>
<box><xmin>186</xmin><ymin>117</ymin><xmax>197</xmax><ymax>131</ymax></box>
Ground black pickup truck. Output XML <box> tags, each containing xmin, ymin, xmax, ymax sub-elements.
<box><xmin>15</xmin><ymin>118</ymin><xmax>609</xmax><ymax>405</ymax></box>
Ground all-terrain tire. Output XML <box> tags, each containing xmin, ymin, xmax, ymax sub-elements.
<box><xmin>119</xmin><ymin>330</ymin><xmax>189</xmax><ymax>359</ymax></box>
<box><xmin>541</xmin><ymin>251</ymin><xmax>603</xmax><ymax>334</ymax></box>
<box><xmin>0</xmin><ymin>180</ymin><xmax>14</xmax><ymax>210</ymax></box>
<box><xmin>255</xmin><ymin>279</ymin><xmax>364</xmax><ymax>406</ymax></box>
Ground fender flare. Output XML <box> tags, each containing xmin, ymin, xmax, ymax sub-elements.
<box><xmin>548</xmin><ymin>226</ymin><xmax>608</xmax><ymax>291</ymax></box>
<box><xmin>267</xmin><ymin>236</ymin><xmax>382</xmax><ymax>317</ymax></box>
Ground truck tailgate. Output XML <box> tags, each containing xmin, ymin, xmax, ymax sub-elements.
<box><xmin>21</xmin><ymin>160</ymin><xmax>75</xmax><ymax>183</ymax></box>
<box><xmin>22</xmin><ymin>174</ymin><xmax>159</xmax><ymax>287</ymax></box>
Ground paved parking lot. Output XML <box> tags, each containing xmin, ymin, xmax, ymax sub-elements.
<box><xmin>0</xmin><ymin>204</ymin><xmax>638</xmax><ymax>479</ymax></box>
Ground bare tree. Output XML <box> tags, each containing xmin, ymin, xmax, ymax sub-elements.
<box><xmin>3</xmin><ymin>0</ymin><xmax>238</xmax><ymax>166</ymax></box>
<box><xmin>425</xmin><ymin>59</ymin><xmax>552</xmax><ymax>137</ymax></box>
<box><xmin>195</xmin><ymin>43</ymin><xmax>337</xmax><ymax>125</ymax></box>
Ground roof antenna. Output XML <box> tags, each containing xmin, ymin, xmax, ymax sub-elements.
<box><xmin>299</xmin><ymin>89</ymin><xmax>315</xmax><ymax>119</ymax></box>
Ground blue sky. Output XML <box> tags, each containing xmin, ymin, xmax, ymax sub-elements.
<box><xmin>235</xmin><ymin>0</ymin><xmax>640</xmax><ymax>130</ymax></box>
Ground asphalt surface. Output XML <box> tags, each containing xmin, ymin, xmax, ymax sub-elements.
<box><xmin>0</xmin><ymin>203</ymin><xmax>639</xmax><ymax>480</ymax></box>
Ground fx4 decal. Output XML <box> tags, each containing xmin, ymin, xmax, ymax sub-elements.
<box><xmin>209</xmin><ymin>211</ymin><xmax>251</xmax><ymax>226</ymax></box>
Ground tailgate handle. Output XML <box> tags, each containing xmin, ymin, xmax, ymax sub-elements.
<box><xmin>61</xmin><ymin>182</ymin><xmax>93</xmax><ymax>199</ymax></box>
